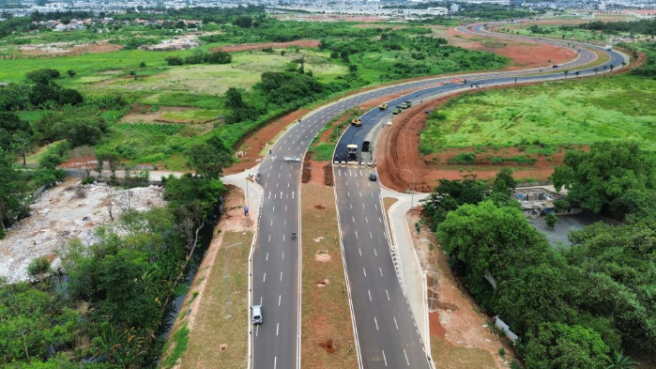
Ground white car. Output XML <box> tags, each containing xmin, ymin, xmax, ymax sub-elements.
<box><xmin>252</xmin><ymin>305</ymin><xmax>263</xmax><ymax>325</ymax></box>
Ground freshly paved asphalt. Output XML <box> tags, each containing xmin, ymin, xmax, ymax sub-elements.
<box><xmin>251</xmin><ymin>23</ymin><xmax>627</xmax><ymax>369</ymax></box>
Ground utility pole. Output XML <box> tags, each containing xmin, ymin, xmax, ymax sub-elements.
<box><xmin>224</xmin><ymin>242</ymin><xmax>243</xmax><ymax>318</ymax></box>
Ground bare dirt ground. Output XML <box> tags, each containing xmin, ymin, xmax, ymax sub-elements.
<box><xmin>162</xmin><ymin>185</ymin><xmax>253</xmax><ymax>369</ymax></box>
<box><xmin>301</xmin><ymin>183</ymin><xmax>358</xmax><ymax>369</ymax></box>
<box><xmin>408</xmin><ymin>212</ymin><xmax>515</xmax><ymax>369</ymax></box>
<box><xmin>0</xmin><ymin>178</ymin><xmax>164</xmax><ymax>283</ymax></box>
<box><xmin>212</xmin><ymin>40</ymin><xmax>320</xmax><ymax>53</ymax></box>
<box><xmin>1</xmin><ymin>41</ymin><xmax>123</xmax><ymax>58</ymax></box>
<box><xmin>444</xmin><ymin>27</ymin><xmax>576</xmax><ymax>70</ymax></box>
<box><xmin>225</xmin><ymin>109</ymin><xmax>310</xmax><ymax>174</ymax></box>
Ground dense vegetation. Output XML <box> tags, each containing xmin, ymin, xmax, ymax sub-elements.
<box><xmin>457</xmin><ymin>4</ymin><xmax>544</xmax><ymax>20</ymax></box>
<box><xmin>579</xmin><ymin>18</ymin><xmax>656</xmax><ymax>37</ymax></box>
<box><xmin>0</xmin><ymin>173</ymin><xmax>225</xmax><ymax>368</ymax></box>
<box><xmin>423</xmin><ymin>142</ymin><xmax>654</xmax><ymax>368</ymax></box>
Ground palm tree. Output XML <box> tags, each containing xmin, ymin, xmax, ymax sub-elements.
<box><xmin>621</xmin><ymin>61</ymin><xmax>627</xmax><ymax>68</ymax></box>
<box><xmin>606</xmin><ymin>350</ymin><xmax>639</xmax><ymax>369</ymax></box>
<box><xmin>575</xmin><ymin>71</ymin><xmax>580</xmax><ymax>78</ymax></box>
<box><xmin>610</xmin><ymin>63</ymin><xmax>615</xmax><ymax>72</ymax></box>
<box><xmin>594</xmin><ymin>67</ymin><xmax>599</xmax><ymax>75</ymax></box>
<box><xmin>564</xmin><ymin>70</ymin><xmax>569</xmax><ymax>79</ymax></box>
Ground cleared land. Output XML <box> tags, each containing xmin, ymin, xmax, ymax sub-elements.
<box><xmin>0</xmin><ymin>178</ymin><xmax>164</xmax><ymax>283</ymax></box>
<box><xmin>301</xmin><ymin>183</ymin><xmax>358</xmax><ymax>369</ymax></box>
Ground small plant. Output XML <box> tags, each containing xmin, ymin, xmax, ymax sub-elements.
<box><xmin>140</xmin><ymin>61</ymin><xmax>146</xmax><ymax>68</ymax></box>
<box><xmin>82</xmin><ymin>176</ymin><xmax>95</xmax><ymax>185</ymax></box>
<box><xmin>28</xmin><ymin>256</ymin><xmax>51</xmax><ymax>277</ymax></box>
<box><xmin>498</xmin><ymin>348</ymin><xmax>506</xmax><ymax>357</ymax></box>
<box><xmin>510</xmin><ymin>361</ymin><xmax>522</xmax><ymax>369</ymax></box>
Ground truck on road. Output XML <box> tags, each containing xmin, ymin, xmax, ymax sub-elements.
<box><xmin>347</xmin><ymin>144</ymin><xmax>358</xmax><ymax>162</ymax></box>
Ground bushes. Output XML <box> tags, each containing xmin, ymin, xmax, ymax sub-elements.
<box><xmin>166</xmin><ymin>51</ymin><xmax>232</xmax><ymax>66</ymax></box>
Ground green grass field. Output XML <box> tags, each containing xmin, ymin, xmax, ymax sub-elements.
<box><xmin>420</xmin><ymin>75</ymin><xmax>656</xmax><ymax>154</ymax></box>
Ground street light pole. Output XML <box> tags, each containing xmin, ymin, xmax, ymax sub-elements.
<box><xmin>400</xmin><ymin>168</ymin><xmax>416</xmax><ymax>212</ymax></box>
<box><xmin>223</xmin><ymin>242</ymin><xmax>243</xmax><ymax>318</ymax></box>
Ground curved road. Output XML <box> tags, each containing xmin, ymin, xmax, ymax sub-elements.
<box><xmin>251</xmin><ymin>23</ymin><xmax>628</xmax><ymax>369</ymax></box>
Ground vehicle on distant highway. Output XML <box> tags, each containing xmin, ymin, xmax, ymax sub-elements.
<box><xmin>393</xmin><ymin>106</ymin><xmax>402</xmax><ymax>114</ymax></box>
<box><xmin>352</xmin><ymin>117</ymin><xmax>362</xmax><ymax>126</ymax></box>
<box><xmin>379</xmin><ymin>103</ymin><xmax>388</xmax><ymax>110</ymax></box>
<box><xmin>369</xmin><ymin>172</ymin><xmax>378</xmax><ymax>181</ymax></box>
<box><xmin>252</xmin><ymin>305</ymin><xmax>263</xmax><ymax>325</ymax></box>
<box><xmin>401</xmin><ymin>100</ymin><xmax>412</xmax><ymax>109</ymax></box>
<box><xmin>552</xmin><ymin>64</ymin><xmax>559</xmax><ymax>68</ymax></box>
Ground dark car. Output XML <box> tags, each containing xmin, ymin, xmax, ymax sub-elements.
<box><xmin>552</xmin><ymin>65</ymin><xmax>559</xmax><ymax>68</ymax></box>
<box><xmin>369</xmin><ymin>172</ymin><xmax>378</xmax><ymax>181</ymax></box>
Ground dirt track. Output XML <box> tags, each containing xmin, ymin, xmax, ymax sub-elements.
<box><xmin>212</xmin><ymin>40</ymin><xmax>320</xmax><ymax>53</ymax></box>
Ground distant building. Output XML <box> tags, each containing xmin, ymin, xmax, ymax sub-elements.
<box><xmin>510</xmin><ymin>0</ymin><xmax>523</xmax><ymax>7</ymax></box>
<box><xmin>450</xmin><ymin>4</ymin><xmax>459</xmax><ymax>13</ymax></box>
<box><xmin>598</xmin><ymin>3</ymin><xmax>606</xmax><ymax>10</ymax></box>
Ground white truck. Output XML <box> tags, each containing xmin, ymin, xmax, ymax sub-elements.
<box><xmin>347</xmin><ymin>144</ymin><xmax>358</xmax><ymax>162</ymax></box>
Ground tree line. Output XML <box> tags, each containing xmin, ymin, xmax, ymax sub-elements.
<box><xmin>423</xmin><ymin>142</ymin><xmax>654</xmax><ymax>368</ymax></box>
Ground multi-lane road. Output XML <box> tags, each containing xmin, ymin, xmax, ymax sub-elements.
<box><xmin>251</xmin><ymin>23</ymin><xmax>628</xmax><ymax>369</ymax></box>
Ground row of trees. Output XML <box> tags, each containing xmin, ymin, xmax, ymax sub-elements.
<box><xmin>165</xmin><ymin>50</ymin><xmax>232</xmax><ymax>66</ymax></box>
<box><xmin>423</xmin><ymin>142</ymin><xmax>653</xmax><ymax>368</ymax></box>
<box><xmin>579</xmin><ymin>19</ymin><xmax>656</xmax><ymax>37</ymax></box>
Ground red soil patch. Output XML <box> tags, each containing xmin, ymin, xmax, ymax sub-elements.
<box><xmin>211</xmin><ymin>40</ymin><xmax>320</xmax><ymax>53</ymax></box>
<box><xmin>224</xmin><ymin>109</ymin><xmax>310</xmax><ymax>174</ymax></box>
<box><xmin>59</xmin><ymin>155</ymin><xmax>97</xmax><ymax>169</ymax></box>
<box><xmin>445</xmin><ymin>27</ymin><xmax>577</xmax><ymax>70</ymax></box>
<box><xmin>319</xmin><ymin>339</ymin><xmax>338</xmax><ymax>354</ymax></box>
<box><xmin>429</xmin><ymin>312</ymin><xmax>447</xmax><ymax>339</ymax></box>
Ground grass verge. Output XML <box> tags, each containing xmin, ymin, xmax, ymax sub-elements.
<box><xmin>159</xmin><ymin>228</ymin><xmax>253</xmax><ymax>369</ymax></box>
<box><xmin>383</xmin><ymin>197</ymin><xmax>399</xmax><ymax>246</ymax></box>
<box><xmin>301</xmin><ymin>183</ymin><xmax>358</xmax><ymax>369</ymax></box>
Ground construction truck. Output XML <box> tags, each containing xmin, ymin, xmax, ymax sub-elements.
<box><xmin>347</xmin><ymin>144</ymin><xmax>358</xmax><ymax>161</ymax></box>
<box><xmin>351</xmin><ymin>117</ymin><xmax>362</xmax><ymax>127</ymax></box>
<box><xmin>379</xmin><ymin>103</ymin><xmax>388</xmax><ymax>110</ymax></box>
<box><xmin>401</xmin><ymin>100</ymin><xmax>412</xmax><ymax>109</ymax></box>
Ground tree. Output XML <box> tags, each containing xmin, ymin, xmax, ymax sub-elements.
<box><xmin>575</xmin><ymin>70</ymin><xmax>580</xmax><ymax>78</ymax></box>
<box><xmin>206</xmin><ymin>50</ymin><xmax>231</xmax><ymax>64</ymax></box>
<box><xmin>421</xmin><ymin>176</ymin><xmax>488</xmax><ymax>230</ymax></box>
<box><xmin>185</xmin><ymin>137</ymin><xmax>233</xmax><ymax>178</ymax></box>
<box><xmin>522</xmin><ymin>322</ymin><xmax>610</xmax><ymax>369</ymax></box>
<box><xmin>26</xmin><ymin>68</ymin><xmax>60</xmax><ymax>84</ymax></box>
<box><xmin>564</xmin><ymin>70</ymin><xmax>569</xmax><ymax>79</ymax></box>
<box><xmin>139</xmin><ymin>61</ymin><xmax>146</xmax><ymax>68</ymax></box>
<box><xmin>165</xmin><ymin>56</ymin><xmax>184</xmax><ymax>66</ymax></box>
<box><xmin>27</xmin><ymin>256</ymin><xmax>51</xmax><ymax>277</ymax></box>
<box><xmin>66</xmin><ymin>70</ymin><xmax>76</xmax><ymax>78</ymax></box>
<box><xmin>606</xmin><ymin>350</ymin><xmax>639</xmax><ymax>369</ymax></box>
<box><xmin>594</xmin><ymin>67</ymin><xmax>599</xmax><ymax>75</ymax></box>
<box><xmin>437</xmin><ymin>201</ymin><xmax>552</xmax><ymax>284</ymax></box>
<box><xmin>64</xmin><ymin>117</ymin><xmax>107</xmax><ymax>147</ymax></box>
<box><xmin>545</xmin><ymin>213</ymin><xmax>558</xmax><ymax>229</ymax></box>
<box><xmin>234</xmin><ymin>15</ymin><xmax>253</xmax><ymax>28</ymax></box>
<box><xmin>610</xmin><ymin>64</ymin><xmax>615</xmax><ymax>72</ymax></box>
<box><xmin>58</xmin><ymin>88</ymin><xmax>84</xmax><ymax>106</ymax></box>
<box><xmin>551</xmin><ymin>141</ymin><xmax>656</xmax><ymax>217</ymax></box>
<box><xmin>28</xmin><ymin>83</ymin><xmax>59</xmax><ymax>107</ymax></box>
<box><xmin>349</xmin><ymin>64</ymin><xmax>358</xmax><ymax>73</ymax></box>
<box><xmin>0</xmin><ymin>151</ymin><xmax>25</xmax><ymax>235</ymax></box>
<box><xmin>224</xmin><ymin>87</ymin><xmax>258</xmax><ymax>124</ymax></box>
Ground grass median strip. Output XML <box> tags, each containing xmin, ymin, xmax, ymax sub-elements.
<box><xmin>301</xmin><ymin>183</ymin><xmax>359</xmax><ymax>369</ymax></box>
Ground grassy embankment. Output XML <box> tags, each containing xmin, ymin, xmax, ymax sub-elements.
<box><xmin>419</xmin><ymin>74</ymin><xmax>656</xmax><ymax>167</ymax></box>
<box><xmin>160</xmin><ymin>230</ymin><xmax>253</xmax><ymax>369</ymax></box>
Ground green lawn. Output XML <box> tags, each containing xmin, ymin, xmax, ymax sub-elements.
<box><xmin>420</xmin><ymin>75</ymin><xmax>656</xmax><ymax>154</ymax></box>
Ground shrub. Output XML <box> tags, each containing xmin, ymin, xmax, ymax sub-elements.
<box><xmin>82</xmin><ymin>176</ymin><xmax>95</xmax><ymax>185</ymax></box>
<box><xmin>28</xmin><ymin>256</ymin><xmax>51</xmax><ymax>277</ymax></box>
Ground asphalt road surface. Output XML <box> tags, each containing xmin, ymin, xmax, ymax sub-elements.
<box><xmin>251</xmin><ymin>23</ymin><xmax>627</xmax><ymax>369</ymax></box>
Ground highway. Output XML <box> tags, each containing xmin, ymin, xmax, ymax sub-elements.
<box><xmin>250</xmin><ymin>23</ymin><xmax>627</xmax><ymax>369</ymax></box>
